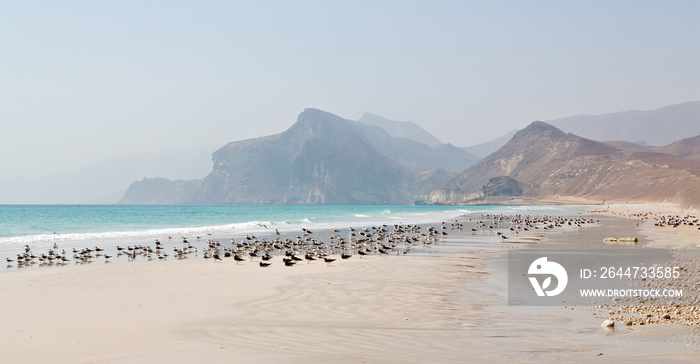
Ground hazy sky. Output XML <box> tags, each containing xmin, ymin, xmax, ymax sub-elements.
<box><xmin>2</xmin><ymin>0</ymin><xmax>699</xmax><ymax>180</ymax></box>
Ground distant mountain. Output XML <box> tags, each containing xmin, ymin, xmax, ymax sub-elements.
<box><xmin>120</xmin><ymin>109</ymin><xmax>454</xmax><ymax>205</ymax></box>
<box><xmin>604</xmin><ymin>141</ymin><xmax>653</xmax><ymax>153</ymax></box>
<box><xmin>350</xmin><ymin>120</ymin><xmax>480</xmax><ymax>173</ymax></box>
<box><xmin>357</xmin><ymin>112</ymin><xmax>444</xmax><ymax>147</ymax></box>
<box><xmin>657</xmin><ymin>135</ymin><xmax>700</xmax><ymax>162</ymax></box>
<box><xmin>549</xmin><ymin>101</ymin><xmax>700</xmax><ymax>146</ymax></box>
<box><xmin>119</xmin><ymin>105</ymin><xmax>700</xmax><ymax>206</ymax></box>
<box><xmin>606</xmin><ymin>135</ymin><xmax>700</xmax><ymax>162</ymax></box>
<box><xmin>426</xmin><ymin>121</ymin><xmax>700</xmax><ymax>205</ymax></box>
<box><xmin>461</xmin><ymin>129</ymin><xmax>519</xmax><ymax>158</ymax></box>
<box><xmin>0</xmin><ymin>147</ymin><xmax>214</xmax><ymax>204</ymax></box>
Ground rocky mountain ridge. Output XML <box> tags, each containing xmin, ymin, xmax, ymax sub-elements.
<box><xmin>120</xmin><ymin>109</ymin><xmax>454</xmax><ymax>204</ymax></box>
<box><xmin>120</xmin><ymin>107</ymin><xmax>700</xmax><ymax>206</ymax></box>
<box><xmin>426</xmin><ymin>121</ymin><xmax>700</xmax><ymax>205</ymax></box>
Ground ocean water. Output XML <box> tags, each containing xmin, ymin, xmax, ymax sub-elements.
<box><xmin>0</xmin><ymin>204</ymin><xmax>579</xmax><ymax>252</ymax></box>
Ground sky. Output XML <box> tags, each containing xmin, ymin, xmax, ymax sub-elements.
<box><xmin>1</xmin><ymin>0</ymin><xmax>699</xmax><ymax>181</ymax></box>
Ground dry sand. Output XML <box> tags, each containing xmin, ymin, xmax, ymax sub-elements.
<box><xmin>1</xmin><ymin>253</ymin><xmax>505</xmax><ymax>363</ymax></box>
<box><xmin>2</xmin><ymin>208</ymin><xmax>700</xmax><ymax>363</ymax></box>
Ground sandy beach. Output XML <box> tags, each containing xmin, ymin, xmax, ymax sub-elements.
<box><xmin>2</xmin><ymin>206</ymin><xmax>700</xmax><ymax>363</ymax></box>
<box><xmin>596</xmin><ymin>202</ymin><xmax>700</xmax><ymax>249</ymax></box>
<box><xmin>1</xmin><ymin>251</ymin><xmax>503</xmax><ymax>363</ymax></box>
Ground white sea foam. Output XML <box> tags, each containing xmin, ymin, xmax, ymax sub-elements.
<box><xmin>0</xmin><ymin>218</ymin><xmax>316</xmax><ymax>250</ymax></box>
<box><xmin>0</xmin><ymin>206</ymin><xmax>498</xmax><ymax>252</ymax></box>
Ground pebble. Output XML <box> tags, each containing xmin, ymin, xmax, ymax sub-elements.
<box><xmin>602</xmin><ymin>320</ymin><xmax>615</xmax><ymax>328</ymax></box>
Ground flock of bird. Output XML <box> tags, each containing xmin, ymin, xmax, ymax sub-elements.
<box><xmin>467</xmin><ymin>213</ymin><xmax>597</xmax><ymax>240</ymax></box>
<box><xmin>652</xmin><ymin>214</ymin><xmax>700</xmax><ymax>229</ymax></box>
<box><xmin>5</xmin><ymin>214</ymin><xmax>595</xmax><ymax>270</ymax></box>
<box><xmin>5</xmin><ymin>222</ymin><xmax>461</xmax><ymax>270</ymax></box>
<box><xmin>605</xmin><ymin>210</ymin><xmax>700</xmax><ymax>230</ymax></box>
<box><xmin>193</xmin><ymin>223</ymin><xmax>455</xmax><ymax>267</ymax></box>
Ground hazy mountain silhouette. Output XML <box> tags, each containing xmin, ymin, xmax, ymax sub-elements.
<box><xmin>0</xmin><ymin>147</ymin><xmax>214</xmax><ymax>204</ymax></box>
<box><xmin>120</xmin><ymin>109</ymin><xmax>454</xmax><ymax>204</ymax></box>
<box><xmin>606</xmin><ymin>135</ymin><xmax>700</xmax><ymax>162</ymax></box>
<box><xmin>357</xmin><ymin>112</ymin><xmax>444</xmax><ymax>147</ymax></box>
<box><xmin>120</xmin><ymin>103</ymin><xmax>700</xmax><ymax>206</ymax></box>
<box><xmin>549</xmin><ymin>101</ymin><xmax>700</xmax><ymax>146</ymax></box>
<box><xmin>350</xmin><ymin>120</ymin><xmax>480</xmax><ymax>172</ymax></box>
<box><xmin>461</xmin><ymin>129</ymin><xmax>519</xmax><ymax>158</ymax></box>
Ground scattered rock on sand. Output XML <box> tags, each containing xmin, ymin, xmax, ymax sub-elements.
<box><xmin>602</xmin><ymin>319</ymin><xmax>615</xmax><ymax>328</ymax></box>
<box><xmin>603</xmin><ymin>237</ymin><xmax>638</xmax><ymax>244</ymax></box>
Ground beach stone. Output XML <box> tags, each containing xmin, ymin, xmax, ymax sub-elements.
<box><xmin>663</xmin><ymin>314</ymin><xmax>671</xmax><ymax>320</ymax></box>
<box><xmin>601</xmin><ymin>320</ymin><xmax>615</xmax><ymax>328</ymax></box>
<box><xmin>625</xmin><ymin>320</ymin><xmax>633</xmax><ymax>326</ymax></box>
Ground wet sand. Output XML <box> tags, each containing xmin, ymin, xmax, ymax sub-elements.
<box><xmin>1</xmin><ymin>208</ymin><xmax>699</xmax><ymax>363</ymax></box>
<box><xmin>596</xmin><ymin>202</ymin><xmax>700</xmax><ymax>249</ymax></box>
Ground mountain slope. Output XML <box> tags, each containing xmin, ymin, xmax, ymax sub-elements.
<box><xmin>120</xmin><ymin>109</ymin><xmax>421</xmax><ymax>205</ymax></box>
<box><xmin>549</xmin><ymin>101</ymin><xmax>700</xmax><ymax>146</ymax></box>
<box><xmin>604</xmin><ymin>141</ymin><xmax>653</xmax><ymax>153</ymax></box>
<box><xmin>357</xmin><ymin>112</ymin><xmax>444</xmax><ymax>147</ymax></box>
<box><xmin>461</xmin><ymin>129</ymin><xmax>519</xmax><ymax>158</ymax></box>
<box><xmin>606</xmin><ymin>135</ymin><xmax>700</xmax><ymax>162</ymax></box>
<box><xmin>657</xmin><ymin>135</ymin><xmax>700</xmax><ymax>162</ymax></box>
<box><xmin>427</xmin><ymin>121</ymin><xmax>700</xmax><ymax>204</ymax></box>
<box><xmin>350</xmin><ymin>121</ymin><xmax>480</xmax><ymax>173</ymax></box>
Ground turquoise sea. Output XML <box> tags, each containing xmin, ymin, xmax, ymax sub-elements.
<box><xmin>0</xmin><ymin>204</ymin><xmax>578</xmax><ymax>252</ymax></box>
<box><xmin>0</xmin><ymin>204</ymin><xmax>588</xmax><ymax>271</ymax></box>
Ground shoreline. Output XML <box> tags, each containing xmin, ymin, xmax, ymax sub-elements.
<box><xmin>584</xmin><ymin>202</ymin><xmax>700</xmax><ymax>329</ymax></box>
<box><xmin>591</xmin><ymin>202</ymin><xmax>700</xmax><ymax>249</ymax></box>
<box><xmin>1</xmin><ymin>204</ymin><xmax>581</xmax><ymax>273</ymax></box>
<box><xmin>2</xmin><ymin>205</ymin><xmax>699</xmax><ymax>362</ymax></box>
